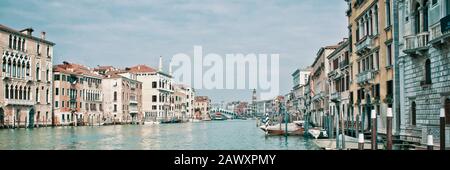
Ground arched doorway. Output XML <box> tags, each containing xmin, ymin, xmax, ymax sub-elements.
<box><xmin>0</xmin><ymin>108</ymin><xmax>4</xmax><ymax>127</ymax></box>
<box><xmin>28</xmin><ymin>108</ymin><xmax>35</xmax><ymax>128</ymax></box>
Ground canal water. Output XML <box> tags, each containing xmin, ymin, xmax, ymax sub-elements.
<box><xmin>0</xmin><ymin>120</ymin><xmax>319</xmax><ymax>150</ymax></box>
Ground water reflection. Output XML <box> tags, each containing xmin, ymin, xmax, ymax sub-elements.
<box><xmin>0</xmin><ymin>120</ymin><xmax>318</xmax><ymax>150</ymax></box>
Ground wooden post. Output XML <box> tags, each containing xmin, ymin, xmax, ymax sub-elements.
<box><xmin>336</xmin><ymin>105</ymin><xmax>340</xmax><ymax>149</ymax></box>
<box><xmin>358</xmin><ymin>133</ymin><xmax>364</xmax><ymax>150</ymax></box>
<box><xmin>427</xmin><ymin>134</ymin><xmax>434</xmax><ymax>150</ymax></box>
<box><xmin>440</xmin><ymin>108</ymin><xmax>445</xmax><ymax>150</ymax></box>
<box><xmin>341</xmin><ymin>107</ymin><xmax>346</xmax><ymax>149</ymax></box>
<box><xmin>371</xmin><ymin>109</ymin><xmax>377</xmax><ymax>150</ymax></box>
<box><xmin>387</xmin><ymin>108</ymin><xmax>393</xmax><ymax>150</ymax></box>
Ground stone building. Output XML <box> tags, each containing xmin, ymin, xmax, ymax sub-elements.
<box><xmin>397</xmin><ymin>0</ymin><xmax>450</xmax><ymax>148</ymax></box>
<box><xmin>0</xmin><ymin>25</ymin><xmax>54</xmax><ymax>128</ymax></box>
<box><xmin>291</xmin><ymin>67</ymin><xmax>312</xmax><ymax>120</ymax></box>
<box><xmin>194</xmin><ymin>96</ymin><xmax>210</xmax><ymax>120</ymax></box>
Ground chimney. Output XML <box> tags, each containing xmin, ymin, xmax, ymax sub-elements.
<box><xmin>41</xmin><ymin>32</ymin><xmax>46</xmax><ymax>40</ymax></box>
<box><xmin>159</xmin><ymin>56</ymin><xmax>163</xmax><ymax>72</ymax></box>
<box><xmin>20</xmin><ymin>28</ymin><xmax>34</xmax><ymax>36</ymax></box>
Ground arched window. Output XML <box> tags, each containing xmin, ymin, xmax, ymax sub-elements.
<box><xmin>35</xmin><ymin>88</ymin><xmax>39</xmax><ymax>102</ymax></box>
<box><xmin>22</xmin><ymin>39</ymin><xmax>25</xmax><ymax>51</ymax></box>
<box><xmin>10</xmin><ymin>85</ymin><xmax>14</xmax><ymax>99</ymax></box>
<box><xmin>27</xmin><ymin>87</ymin><xmax>31</xmax><ymax>100</ymax></box>
<box><xmin>425</xmin><ymin>59</ymin><xmax>431</xmax><ymax>84</ymax></box>
<box><xmin>14</xmin><ymin>85</ymin><xmax>18</xmax><ymax>100</ymax></box>
<box><xmin>2</xmin><ymin>57</ymin><xmax>6</xmax><ymax>72</ymax></box>
<box><xmin>12</xmin><ymin>59</ymin><xmax>16</xmax><ymax>77</ymax></box>
<box><xmin>411</xmin><ymin>101</ymin><xmax>416</xmax><ymax>126</ymax></box>
<box><xmin>19</xmin><ymin>86</ymin><xmax>22</xmax><ymax>100</ymax></box>
<box><xmin>23</xmin><ymin>87</ymin><xmax>27</xmax><ymax>100</ymax></box>
<box><xmin>13</xmin><ymin>36</ymin><xmax>16</xmax><ymax>50</ymax></box>
<box><xmin>36</xmin><ymin>63</ymin><xmax>40</xmax><ymax>80</ymax></box>
<box><xmin>26</xmin><ymin>62</ymin><xmax>30</xmax><ymax>76</ymax></box>
<box><xmin>5</xmin><ymin>84</ymin><xmax>9</xmax><ymax>99</ymax></box>
<box><xmin>9</xmin><ymin>35</ymin><xmax>12</xmax><ymax>48</ymax></box>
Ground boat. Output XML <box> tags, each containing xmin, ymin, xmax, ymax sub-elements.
<box><xmin>160</xmin><ymin>118</ymin><xmax>182</xmax><ymax>124</ymax></box>
<box><xmin>312</xmin><ymin>135</ymin><xmax>385</xmax><ymax>150</ymax></box>
<box><xmin>259</xmin><ymin>123</ymin><xmax>304</xmax><ymax>136</ymax></box>
<box><xmin>307</xmin><ymin>128</ymin><xmax>329</xmax><ymax>139</ymax></box>
<box><xmin>212</xmin><ymin>112</ymin><xmax>226</xmax><ymax>121</ymax></box>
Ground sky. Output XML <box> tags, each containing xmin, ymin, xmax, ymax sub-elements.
<box><xmin>0</xmin><ymin>0</ymin><xmax>348</xmax><ymax>103</ymax></box>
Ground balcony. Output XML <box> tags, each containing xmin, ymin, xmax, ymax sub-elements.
<box><xmin>429</xmin><ymin>15</ymin><xmax>450</xmax><ymax>48</ymax></box>
<box><xmin>129</xmin><ymin>99</ymin><xmax>138</xmax><ymax>104</ymax></box>
<box><xmin>4</xmin><ymin>99</ymin><xmax>35</xmax><ymax>106</ymax></box>
<box><xmin>404</xmin><ymin>32</ymin><xmax>429</xmax><ymax>55</ymax></box>
<box><xmin>356</xmin><ymin>36</ymin><xmax>374</xmax><ymax>55</ymax></box>
<box><xmin>356</xmin><ymin>70</ymin><xmax>375</xmax><ymax>84</ymax></box>
<box><xmin>330</xmin><ymin>92</ymin><xmax>341</xmax><ymax>102</ymax></box>
<box><xmin>340</xmin><ymin>60</ymin><xmax>349</xmax><ymax>69</ymax></box>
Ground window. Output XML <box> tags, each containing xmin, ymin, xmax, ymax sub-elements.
<box><xmin>113</xmin><ymin>91</ymin><xmax>117</xmax><ymax>101</ymax></box>
<box><xmin>386</xmin><ymin>44</ymin><xmax>392</xmax><ymax>67</ymax></box>
<box><xmin>54</xmin><ymin>74</ymin><xmax>60</xmax><ymax>81</ymax></box>
<box><xmin>113</xmin><ymin>104</ymin><xmax>117</xmax><ymax>112</ymax></box>
<box><xmin>62</xmin><ymin>88</ymin><xmax>65</xmax><ymax>96</ymax></box>
<box><xmin>37</xmin><ymin>43</ymin><xmax>40</xmax><ymax>55</ymax></box>
<box><xmin>62</xmin><ymin>101</ymin><xmax>64</xmax><ymax>107</ymax></box>
<box><xmin>425</xmin><ymin>59</ymin><xmax>432</xmax><ymax>84</ymax></box>
<box><xmin>55</xmin><ymin>88</ymin><xmax>59</xmax><ymax>95</ymax></box>
<box><xmin>375</xmin><ymin>51</ymin><xmax>380</xmax><ymax>70</ymax></box>
<box><xmin>445</xmin><ymin>98</ymin><xmax>450</xmax><ymax>124</ymax></box>
<box><xmin>411</xmin><ymin>101</ymin><xmax>416</xmax><ymax>126</ymax></box>
<box><xmin>47</xmin><ymin>46</ymin><xmax>50</xmax><ymax>57</ymax></box>
<box><xmin>35</xmin><ymin>88</ymin><xmax>39</xmax><ymax>102</ymax></box>
<box><xmin>152</xmin><ymin>82</ymin><xmax>157</xmax><ymax>88</ymax></box>
<box><xmin>385</xmin><ymin>0</ymin><xmax>391</xmax><ymax>27</ymax></box>
<box><xmin>152</xmin><ymin>105</ymin><xmax>157</xmax><ymax>110</ymax></box>
<box><xmin>55</xmin><ymin>101</ymin><xmax>59</xmax><ymax>108</ymax></box>
<box><xmin>152</xmin><ymin>95</ymin><xmax>157</xmax><ymax>102</ymax></box>
<box><xmin>9</xmin><ymin>35</ymin><xmax>12</xmax><ymax>48</ymax></box>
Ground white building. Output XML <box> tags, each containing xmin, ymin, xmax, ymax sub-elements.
<box><xmin>128</xmin><ymin>56</ymin><xmax>174</xmax><ymax>122</ymax></box>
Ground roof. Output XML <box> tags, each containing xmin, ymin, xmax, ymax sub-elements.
<box><xmin>195</xmin><ymin>96</ymin><xmax>210</xmax><ymax>102</ymax></box>
<box><xmin>127</xmin><ymin>65</ymin><xmax>157</xmax><ymax>73</ymax></box>
<box><xmin>0</xmin><ymin>24</ymin><xmax>55</xmax><ymax>45</ymax></box>
<box><xmin>53</xmin><ymin>62</ymin><xmax>103</xmax><ymax>79</ymax></box>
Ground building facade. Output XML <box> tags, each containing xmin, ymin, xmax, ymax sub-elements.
<box><xmin>194</xmin><ymin>96</ymin><xmax>210</xmax><ymax>120</ymax></box>
<box><xmin>101</xmin><ymin>70</ymin><xmax>143</xmax><ymax>124</ymax></box>
<box><xmin>129</xmin><ymin>57</ymin><xmax>174</xmax><ymax>122</ymax></box>
<box><xmin>310</xmin><ymin>45</ymin><xmax>337</xmax><ymax>127</ymax></box>
<box><xmin>347</xmin><ymin>0</ymin><xmax>396</xmax><ymax>136</ymax></box>
<box><xmin>398</xmin><ymin>0</ymin><xmax>450</xmax><ymax>147</ymax></box>
<box><xmin>1</xmin><ymin>25</ymin><xmax>54</xmax><ymax>128</ymax></box>
<box><xmin>291</xmin><ymin>67</ymin><xmax>312</xmax><ymax>120</ymax></box>
<box><xmin>327</xmin><ymin>39</ymin><xmax>352</xmax><ymax>134</ymax></box>
<box><xmin>53</xmin><ymin>62</ymin><xmax>103</xmax><ymax>126</ymax></box>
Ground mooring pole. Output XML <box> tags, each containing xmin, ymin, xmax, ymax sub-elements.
<box><xmin>371</xmin><ymin>109</ymin><xmax>377</xmax><ymax>150</ymax></box>
<box><xmin>440</xmin><ymin>108</ymin><xmax>445</xmax><ymax>150</ymax></box>
<box><xmin>427</xmin><ymin>132</ymin><xmax>434</xmax><ymax>150</ymax></box>
<box><xmin>358</xmin><ymin>133</ymin><xmax>364</xmax><ymax>150</ymax></box>
<box><xmin>387</xmin><ymin>107</ymin><xmax>393</xmax><ymax>150</ymax></box>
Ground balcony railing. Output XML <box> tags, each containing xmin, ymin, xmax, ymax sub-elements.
<box><xmin>430</xmin><ymin>16</ymin><xmax>450</xmax><ymax>46</ymax></box>
<box><xmin>356</xmin><ymin>70</ymin><xmax>374</xmax><ymax>84</ymax></box>
<box><xmin>340</xmin><ymin>60</ymin><xmax>349</xmax><ymax>68</ymax></box>
<box><xmin>330</xmin><ymin>92</ymin><xmax>341</xmax><ymax>102</ymax></box>
<box><xmin>4</xmin><ymin>99</ymin><xmax>35</xmax><ymax>106</ymax></box>
<box><xmin>356</xmin><ymin>36</ymin><xmax>373</xmax><ymax>55</ymax></box>
<box><xmin>404</xmin><ymin>32</ymin><xmax>429</xmax><ymax>52</ymax></box>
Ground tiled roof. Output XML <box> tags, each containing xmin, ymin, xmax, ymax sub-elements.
<box><xmin>127</xmin><ymin>65</ymin><xmax>157</xmax><ymax>73</ymax></box>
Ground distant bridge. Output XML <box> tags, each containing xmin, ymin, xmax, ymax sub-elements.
<box><xmin>210</xmin><ymin>108</ymin><xmax>239</xmax><ymax>119</ymax></box>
